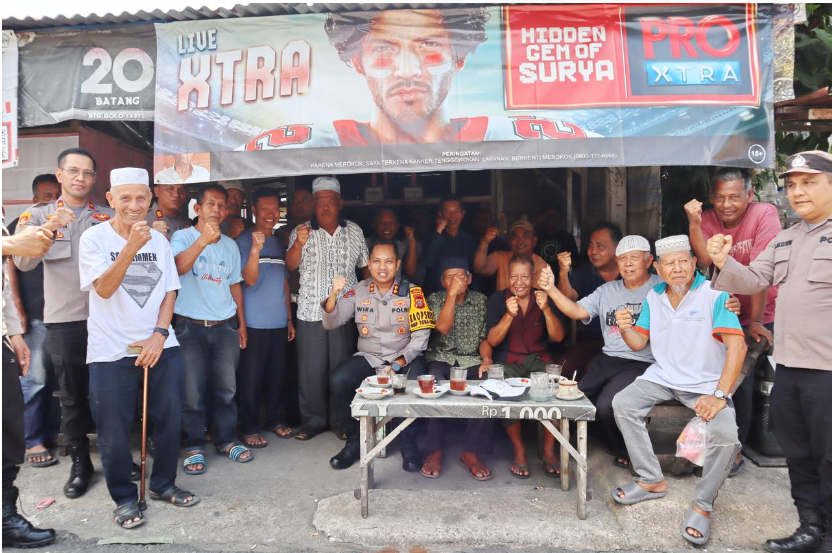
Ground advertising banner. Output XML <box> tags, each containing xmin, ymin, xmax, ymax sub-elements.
<box><xmin>152</xmin><ymin>4</ymin><xmax>775</xmax><ymax>182</ymax></box>
<box><xmin>18</xmin><ymin>25</ymin><xmax>156</xmax><ymax>126</ymax></box>
<box><xmin>2</xmin><ymin>31</ymin><xmax>19</xmax><ymax>168</ymax></box>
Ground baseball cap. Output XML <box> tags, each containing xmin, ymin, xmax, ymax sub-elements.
<box><xmin>615</xmin><ymin>235</ymin><xmax>651</xmax><ymax>256</ymax></box>
<box><xmin>655</xmin><ymin>235</ymin><xmax>691</xmax><ymax>257</ymax></box>
<box><xmin>110</xmin><ymin>168</ymin><xmax>149</xmax><ymax>189</ymax></box>
<box><xmin>508</xmin><ymin>219</ymin><xmax>535</xmax><ymax>235</ymax></box>
<box><xmin>312</xmin><ymin>176</ymin><xmax>341</xmax><ymax>195</ymax></box>
<box><xmin>779</xmin><ymin>150</ymin><xmax>832</xmax><ymax>177</ymax></box>
<box><xmin>219</xmin><ymin>180</ymin><xmax>244</xmax><ymax>191</ymax></box>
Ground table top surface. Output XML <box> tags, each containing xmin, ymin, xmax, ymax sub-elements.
<box><xmin>350</xmin><ymin>381</ymin><xmax>596</xmax><ymax>421</ymax></box>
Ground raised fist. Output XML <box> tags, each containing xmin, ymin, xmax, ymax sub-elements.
<box><xmin>45</xmin><ymin>207</ymin><xmax>75</xmax><ymax>231</ymax></box>
<box><xmin>404</xmin><ymin>226</ymin><xmax>415</xmax><ymax>242</ymax></box>
<box><xmin>537</xmin><ymin>265</ymin><xmax>555</xmax><ymax>292</ymax></box>
<box><xmin>684</xmin><ymin>199</ymin><xmax>703</xmax><ymax>226</ymax></box>
<box><xmin>435</xmin><ymin>216</ymin><xmax>448</xmax><ymax>234</ymax></box>
<box><xmin>199</xmin><ymin>221</ymin><xmax>221</xmax><ymax>246</ymax></box>
<box><xmin>482</xmin><ymin>226</ymin><xmax>499</xmax><ymax>245</ymax></box>
<box><xmin>534</xmin><ymin>290</ymin><xmax>549</xmax><ymax>311</ymax></box>
<box><xmin>9</xmin><ymin>226</ymin><xmax>53</xmax><ymax>258</ymax></box>
<box><xmin>252</xmin><ymin>231</ymin><xmax>266</xmax><ymax>252</ymax></box>
<box><xmin>448</xmin><ymin>274</ymin><xmax>466</xmax><ymax>297</ymax></box>
<box><xmin>227</xmin><ymin>217</ymin><xmax>246</xmax><ymax>239</ymax></box>
<box><xmin>557</xmin><ymin>251</ymin><xmax>572</xmax><ymax>273</ymax></box>
<box><xmin>615</xmin><ymin>308</ymin><xmax>636</xmax><ymax>332</ymax></box>
<box><xmin>706</xmin><ymin>234</ymin><xmax>733</xmax><ymax>269</ymax></box>
<box><xmin>127</xmin><ymin>221</ymin><xmax>152</xmax><ymax>251</ymax></box>
<box><xmin>296</xmin><ymin>224</ymin><xmax>311</xmax><ymax>246</ymax></box>
<box><xmin>331</xmin><ymin>276</ymin><xmax>347</xmax><ymax>297</ymax></box>
<box><xmin>151</xmin><ymin>220</ymin><xmax>169</xmax><ymax>235</ymax></box>
<box><xmin>505</xmin><ymin>296</ymin><xmax>519</xmax><ymax>318</ymax></box>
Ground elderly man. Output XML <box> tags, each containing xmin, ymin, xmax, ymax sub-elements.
<box><xmin>172</xmin><ymin>184</ymin><xmax>250</xmax><ymax>474</ymax></box>
<box><xmin>485</xmin><ymin>254</ymin><xmax>565</xmax><ymax>478</ymax></box>
<box><xmin>325</xmin><ymin>240</ymin><xmax>433</xmax><ymax>470</ymax></box>
<box><xmin>474</xmin><ymin>219</ymin><xmax>547</xmax><ymax>292</ymax></box>
<box><xmin>611</xmin><ymin>235</ymin><xmax>746</xmax><ymax>546</ymax></box>
<box><xmin>686</xmin><ymin>167</ymin><xmax>781</xmax><ymax>476</ymax></box>
<box><xmin>366</xmin><ymin>208</ymin><xmax>418</xmax><ymax>281</ymax></box>
<box><xmin>14</xmin><ymin>148</ymin><xmax>115</xmax><ymax>499</ymax></box>
<box><xmin>421</xmin><ymin>258</ymin><xmax>494</xmax><ymax>480</ymax></box>
<box><xmin>79</xmin><ymin>168</ymin><xmax>197</xmax><ymax>530</ymax></box>
<box><xmin>146</xmin><ymin>181</ymin><xmax>189</xmax><ymax>240</ymax></box>
<box><xmin>287</xmin><ymin>177</ymin><xmax>369</xmax><ymax>441</ymax></box>
<box><xmin>220</xmin><ymin>180</ymin><xmax>248</xmax><ymax>239</ymax></box>
<box><xmin>154</xmin><ymin>153</ymin><xmax>209</xmax><ymax>184</ymax></box>
<box><xmin>708</xmin><ymin>151</ymin><xmax>832</xmax><ymax>553</ymax></box>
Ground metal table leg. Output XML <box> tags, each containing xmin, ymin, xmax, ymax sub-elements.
<box><xmin>560</xmin><ymin>418</ymin><xmax>570</xmax><ymax>492</ymax></box>
<box><xmin>576</xmin><ymin>420</ymin><xmax>588</xmax><ymax>520</ymax></box>
<box><xmin>359</xmin><ymin>416</ymin><xmax>375</xmax><ymax>518</ymax></box>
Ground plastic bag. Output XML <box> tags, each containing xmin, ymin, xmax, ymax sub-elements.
<box><xmin>676</xmin><ymin>416</ymin><xmax>708</xmax><ymax>467</ymax></box>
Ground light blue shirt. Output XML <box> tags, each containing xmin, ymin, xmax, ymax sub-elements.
<box><xmin>171</xmin><ymin>227</ymin><xmax>242</xmax><ymax>321</ymax></box>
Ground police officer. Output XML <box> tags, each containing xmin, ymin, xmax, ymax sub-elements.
<box><xmin>324</xmin><ymin>239</ymin><xmax>434</xmax><ymax>471</ymax></box>
<box><xmin>13</xmin><ymin>148</ymin><xmax>115</xmax><ymax>500</ymax></box>
<box><xmin>709</xmin><ymin>150</ymin><xmax>832</xmax><ymax>553</ymax></box>
<box><xmin>146</xmin><ymin>181</ymin><xmax>189</xmax><ymax>240</ymax></box>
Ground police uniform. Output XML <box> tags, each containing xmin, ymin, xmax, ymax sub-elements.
<box><xmin>13</xmin><ymin>197</ymin><xmax>114</xmax><ymax>486</ymax></box>
<box><xmin>145</xmin><ymin>201</ymin><xmax>189</xmax><ymax>240</ymax></box>
<box><xmin>712</xmin><ymin>151</ymin><xmax>832</xmax><ymax>549</ymax></box>
<box><xmin>323</xmin><ymin>277</ymin><xmax>434</xmax><ymax>451</ymax></box>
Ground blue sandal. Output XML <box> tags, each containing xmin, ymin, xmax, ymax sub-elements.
<box><xmin>226</xmin><ymin>444</ymin><xmax>253</xmax><ymax>463</ymax></box>
<box><xmin>183</xmin><ymin>452</ymin><xmax>206</xmax><ymax>475</ymax></box>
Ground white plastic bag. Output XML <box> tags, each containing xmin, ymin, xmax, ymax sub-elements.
<box><xmin>676</xmin><ymin>416</ymin><xmax>708</xmax><ymax>467</ymax></box>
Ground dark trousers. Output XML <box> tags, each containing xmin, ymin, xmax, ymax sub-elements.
<box><xmin>295</xmin><ymin>320</ymin><xmax>355</xmax><ymax>431</ymax></box>
<box><xmin>331</xmin><ymin>355</ymin><xmax>428</xmax><ymax>443</ymax></box>
<box><xmin>237</xmin><ymin>327</ymin><xmax>289</xmax><ymax>434</ymax></box>
<box><xmin>45</xmin><ymin>321</ymin><xmax>94</xmax><ymax>448</ymax></box>
<box><xmin>579</xmin><ymin>353</ymin><xmax>650</xmax><ymax>455</ymax></box>
<box><xmin>425</xmin><ymin>361</ymin><xmax>494</xmax><ymax>454</ymax></box>
<box><xmin>733</xmin><ymin>324</ymin><xmax>773</xmax><ymax>448</ymax></box>
<box><xmin>177</xmin><ymin>318</ymin><xmax>240</xmax><ymax>451</ymax></box>
<box><xmin>89</xmin><ymin>348</ymin><xmax>184</xmax><ymax>506</ymax></box>
<box><xmin>565</xmin><ymin>336</ymin><xmax>604</xmax><ymax>382</ymax></box>
<box><xmin>771</xmin><ymin>365</ymin><xmax>832</xmax><ymax>518</ymax></box>
<box><xmin>20</xmin><ymin>320</ymin><xmax>60</xmax><ymax>449</ymax></box>
<box><xmin>3</xmin><ymin>344</ymin><xmax>24</xmax><ymax>489</ymax></box>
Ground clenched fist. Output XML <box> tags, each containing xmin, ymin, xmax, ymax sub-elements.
<box><xmin>126</xmin><ymin>221</ymin><xmax>152</xmax><ymax>251</ymax></box>
<box><xmin>537</xmin><ymin>265</ymin><xmax>555</xmax><ymax>292</ymax></box>
<box><xmin>7</xmin><ymin>226</ymin><xmax>53</xmax><ymax>258</ymax></box>
<box><xmin>227</xmin><ymin>217</ymin><xmax>246</xmax><ymax>239</ymax></box>
<box><xmin>198</xmin><ymin>221</ymin><xmax>221</xmax><ymax>247</ymax></box>
<box><xmin>684</xmin><ymin>199</ymin><xmax>703</xmax><ymax>226</ymax></box>
<box><xmin>447</xmin><ymin>274</ymin><xmax>466</xmax><ymax>297</ymax></box>
<box><xmin>251</xmin><ymin>231</ymin><xmax>266</xmax><ymax>253</ymax></box>
<box><xmin>557</xmin><ymin>251</ymin><xmax>572</xmax><ymax>274</ymax></box>
<box><xmin>151</xmin><ymin>220</ymin><xmax>169</xmax><ymax>235</ymax></box>
<box><xmin>435</xmin><ymin>216</ymin><xmax>448</xmax><ymax>234</ymax></box>
<box><xmin>330</xmin><ymin>276</ymin><xmax>347</xmax><ymax>297</ymax></box>
<box><xmin>505</xmin><ymin>295</ymin><xmax>519</xmax><ymax>318</ymax></box>
<box><xmin>706</xmin><ymin>234</ymin><xmax>733</xmax><ymax>270</ymax></box>
<box><xmin>482</xmin><ymin>227</ymin><xmax>499</xmax><ymax>245</ymax></box>
<box><xmin>404</xmin><ymin>226</ymin><xmax>415</xmax><ymax>242</ymax></box>
<box><xmin>535</xmin><ymin>290</ymin><xmax>550</xmax><ymax>312</ymax></box>
<box><xmin>615</xmin><ymin>308</ymin><xmax>636</xmax><ymax>332</ymax></box>
<box><xmin>44</xmin><ymin>207</ymin><xmax>75</xmax><ymax>232</ymax></box>
<box><xmin>296</xmin><ymin>223</ymin><xmax>311</xmax><ymax>246</ymax></box>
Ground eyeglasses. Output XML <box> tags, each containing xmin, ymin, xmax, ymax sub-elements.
<box><xmin>61</xmin><ymin>167</ymin><xmax>96</xmax><ymax>179</ymax></box>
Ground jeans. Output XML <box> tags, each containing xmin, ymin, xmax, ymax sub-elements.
<box><xmin>176</xmin><ymin>318</ymin><xmax>240</xmax><ymax>451</ymax></box>
<box><xmin>89</xmin><ymin>348</ymin><xmax>184</xmax><ymax>506</ymax></box>
<box><xmin>20</xmin><ymin>320</ymin><xmax>61</xmax><ymax>449</ymax></box>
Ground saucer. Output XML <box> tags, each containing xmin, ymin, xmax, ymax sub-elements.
<box><xmin>364</xmin><ymin>375</ymin><xmax>392</xmax><ymax>388</ymax></box>
<box><xmin>355</xmin><ymin>387</ymin><xmax>393</xmax><ymax>400</ymax></box>
<box><xmin>555</xmin><ymin>390</ymin><xmax>585</xmax><ymax>401</ymax></box>
<box><xmin>448</xmin><ymin>384</ymin><xmax>470</xmax><ymax>396</ymax></box>
<box><xmin>413</xmin><ymin>386</ymin><xmax>449</xmax><ymax>399</ymax></box>
<box><xmin>505</xmin><ymin>377</ymin><xmax>531</xmax><ymax>387</ymax></box>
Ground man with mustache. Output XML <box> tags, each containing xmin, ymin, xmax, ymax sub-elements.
<box><xmin>146</xmin><ymin>181</ymin><xmax>189</xmax><ymax>240</ymax></box>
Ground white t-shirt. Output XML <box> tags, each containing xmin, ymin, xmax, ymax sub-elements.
<box><xmin>153</xmin><ymin>164</ymin><xmax>210</xmax><ymax>184</ymax></box>
<box><xmin>79</xmin><ymin>222</ymin><xmax>181</xmax><ymax>363</ymax></box>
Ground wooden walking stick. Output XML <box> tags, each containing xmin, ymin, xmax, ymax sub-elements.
<box><xmin>139</xmin><ymin>364</ymin><xmax>149</xmax><ymax>511</ymax></box>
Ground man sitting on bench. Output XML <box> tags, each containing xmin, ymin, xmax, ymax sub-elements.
<box><xmin>610</xmin><ymin>235</ymin><xmax>746</xmax><ymax>546</ymax></box>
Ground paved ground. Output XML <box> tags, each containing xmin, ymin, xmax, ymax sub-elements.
<box><xmin>6</xmin><ymin>421</ymin><xmax>796</xmax><ymax>552</ymax></box>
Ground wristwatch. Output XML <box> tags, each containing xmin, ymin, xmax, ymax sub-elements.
<box><xmin>714</xmin><ymin>389</ymin><xmax>727</xmax><ymax>401</ymax></box>
<box><xmin>391</xmin><ymin>362</ymin><xmax>402</xmax><ymax>373</ymax></box>
<box><xmin>153</xmin><ymin>327</ymin><xmax>170</xmax><ymax>338</ymax></box>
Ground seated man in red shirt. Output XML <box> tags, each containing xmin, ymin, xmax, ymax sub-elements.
<box><xmin>484</xmin><ymin>254</ymin><xmax>565</xmax><ymax>478</ymax></box>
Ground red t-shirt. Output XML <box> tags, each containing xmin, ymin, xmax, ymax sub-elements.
<box><xmin>700</xmin><ymin>202</ymin><xmax>781</xmax><ymax>326</ymax></box>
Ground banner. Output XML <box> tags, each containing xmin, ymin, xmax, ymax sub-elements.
<box><xmin>152</xmin><ymin>4</ymin><xmax>775</xmax><ymax>182</ymax></box>
<box><xmin>2</xmin><ymin>31</ymin><xmax>19</xmax><ymax>168</ymax></box>
<box><xmin>18</xmin><ymin>25</ymin><xmax>156</xmax><ymax>126</ymax></box>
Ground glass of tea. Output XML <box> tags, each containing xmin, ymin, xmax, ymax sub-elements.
<box><xmin>450</xmin><ymin>367</ymin><xmax>467</xmax><ymax>391</ymax></box>
<box><xmin>392</xmin><ymin>373</ymin><xmax>407</xmax><ymax>394</ymax></box>
<box><xmin>417</xmin><ymin>375</ymin><xmax>435</xmax><ymax>394</ymax></box>
<box><xmin>375</xmin><ymin>366</ymin><xmax>391</xmax><ymax>385</ymax></box>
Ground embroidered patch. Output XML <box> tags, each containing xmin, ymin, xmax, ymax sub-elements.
<box><xmin>360</xmin><ymin>299</ymin><xmax>371</xmax><ymax>305</ymax></box>
<box><xmin>397</xmin><ymin>315</ymin><xmax>406</xmax><ymax>322</ymax></box>
<box><xmin>17</xmin><ymin>213</ymin><xmax>31</xmax><ymax>227</ymax></box>
<box><xmin>155</xmin><ymin>210</ymin><xmax>164</xmax><ymax>219</ymax></box>
<box><xmin>343</xmin><ymin>289</ymin><xmax>355</xmax><ymax>298</ymax></box>
<box><xmin>361</xmin><ymin>315</ymin><xmax>367</xmax><ymax>322</ymax></box>
<box><xmin>393</xmin><ymin>299</ymin><xmax>407</xmax><ymax>307</ymax></box>
<box><xmin>361</xmin><ymin>326</ymin><xmax>369</xmax><ymax>336</ymax></box>
<box><xmin>408</xmin><ymin>286</ymin><xmax>436</xmax><ymax>331</ymax></box>
<box><xmin>397</xmin><ymin>326</ymin><xmax>406</xmax><ymax>335</ymax></box>
<box><xmin>55</xmin><ymin>232</ymin><xmax>64</xmax><ymax>239</ymax></box>
<box><xmin>92</xmin><ymin>213</ymin><xmax>110</xmax><ymax>221</ymax></box>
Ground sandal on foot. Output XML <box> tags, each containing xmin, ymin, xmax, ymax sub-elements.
<box><xmin>542</xmin><ymin>460</ymin><xmax>561</xmax><ymax>479</ymax></box>
<box><xmin>682</xmin><ymin>504</ymin><xmax>712</xmax><ymax>545</ymax></box>
<box><xmin>458</xmin><ymin>457</ymin><xmax>493</xmax><ymax>481</ymax></box>
<box><xmin>242</xmin><ymin>434</ymin><xmax>268</xmax><ymax>449</ymax></box>
<box><xmin>113</xmin><ymin>502</ymin><xmax>145</xmax><ymax>529</ymax></box>
<box><xmin>293</xmin><ymin>426</ymin><xmax>321</xmax><ymax>441</ymax></box>
<box><xmin>150</xmin><ymin>486</ymin><xmax>200</xmax><ymax>507</ymax></box>
<box><xmin>225</xmin><ymin>444</ymin><xmax>253</xmax><ymax>463</ymax></box>
<box><xmin>183</xmin><ymin>453</ymin><xmax>206</xmax><ymax>475</ymax></box>
<box><xmin>273</xmin><ymin>424</ymin><xmax>294</xmax><ymax>439</ymax></box>
<box><xmin>611</xmin><ymin>481</ymin><xmax>667</xmax><ymax>505</ymax></box>
<box><xmin>510</xmin><ymin>462</ymin><xmax>530</xmax><ymax>479</ymax></box>
<box><xmin>26</xmin><ymin>451</ymin><xmax>58</xmax><ymax>468</ymax></box>
<box><xmin>728</xmin><ymin>458</ymin><xmax>746</xmax><ymax>478</ymax></box>
<box><xmin>613</xmin><ymin>455</ymin><xmax>631</xmax><ymax>469</ymax></box>
<box><xmin>421</xmin><ymin>458</ymin><xmax>442</xmax><ymax>479</ymax></box>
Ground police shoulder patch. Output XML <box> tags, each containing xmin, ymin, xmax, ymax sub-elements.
<box><xmin>17</xmin><ymin>213</ymin><xmax>31</xmax><ymax>227</ymax></box>
<box><xmin>92</xmin><ymin>213</ymin><xmax>110</xmax><ymax>221</ymax></box>
<box><xmin>343</xmin><ymin>289</ymin><xmax>355</xmax><ymax>298</ymax></box>
<box><xmin>408</xmin><ymin>286</ymin><xmax>436</xmax><ymax>331</ymax></box>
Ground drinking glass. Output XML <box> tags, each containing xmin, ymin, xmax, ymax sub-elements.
<box><xmin>375</xmin><ymin>366</ymin><xmax>391</xmax><ymax>385</ymax></box>
<box><xmin>450</xmin><ymin>367</ymin><xmax>467</xmax><ymax>391</ymax></box>
<box><xmin>392</xmin><ymin>373</ymin><xmax>407</xmax><ymax>394</ymax></box>
<box><xmin>530</xmin><ymin>371</ymin><xmax>554</xmax><ymax>401</ymax></box>
<box><xmin>487</xmin><ymin>364</ymin><xmax>504</xmax><ymax>380</ymax></box>
<box><xmin>417</xmin><ymin>375</ymin><xmax>435</xmax><ymax>393</ymax></box>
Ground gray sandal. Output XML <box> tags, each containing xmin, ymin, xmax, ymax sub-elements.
<box><xmin>681</xmin><ymin>504</ymin><xmax>712</xmax><ymax>545</ymax></box>
<box><xmin>610</xmin><ymin>481</ymin><xmax>667</xmax><ymax>505</ymax></box>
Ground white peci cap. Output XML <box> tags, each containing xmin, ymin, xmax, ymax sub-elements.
<box><xmin>615</xmin><ymin>235</ymin><xmax>651</xmax><ymax>256</ymax></box>
<box><xmin>312</xmin><ymin>176</ymin><xmax>340</xmax><ymax>194</ymax></box>
<box><xmin>655</xmin><ymin>235</ymin><xmax>691</xmax><ymax>257</ymax></box>
<box><xmin>110</xmin><ymin>168</ymin><xmax>149</xmax><ymax>189</ymax></box>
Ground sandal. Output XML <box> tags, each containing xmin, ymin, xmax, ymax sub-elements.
<box><xmin>113</xmin><ymin>502</ymin><xmax>145</xmax><ymax>529</ymax></box>
<box><xmin>293</xmin><ymin>426</ymin><xmax>322</xmax><ymax>441</ymax></box>
<box><xmin>729</xmin><ymin>458</ymin><xmax>746</xmax><ymax>478</ymax></box>
<box><xmin>26</xmin><ymin>450</ymin><xmax>58</xmax><ymax>468</ymax></box>
<box><xmin>458</xmin><ymin>457</ymin><xmax>492</xmax><ymax>481</ymax></box>
<box><xmin>183</xmin><ymin>452</ymin><xmax>206</xmax><ymax>475</ymax></box>
<box><xmin>242</xmin><ymin>434</ymin><xmax>268</xmax><ymax>448</ymax></box>
<box><xmin>224</xmin><ymin>444</ymin><xmax>253</xmax><ymax>463</ymax></box>
<box><xmin>611</xmin><ymin>481</ymin><xmax>667</xmax><ymax>505</ymax></box>
<box><xmin>682</xmin><ymin>503</ymin><xmax>712</xmax><ymax>545</ymax></box>
<box><xmin>150</xmin><ymin>486</ymin><xmax>200</xmax><ymax>507</ymax></box>
<box><xmin>273</xmin><ymin>424</ymin><xmax>294</xmax><ymax>439</ymax></box>
<box><xmin>510</xmin><ymin>462</ymin><xmax>530</xmax><ymax>479</ymax></box>
<box><xmin>420</xmin><ymin>452</ymin><xmax>442</xmax><ymax>479</ymax></box>
<box><xmin>613</xmin><ymin>451</ymin><xmax>631</xmax><ymax>469</ymax></box>
<box><xmin>542</xmin><ymin>460</ymin><xmax>561</xmax><ymax>479</ymax></box>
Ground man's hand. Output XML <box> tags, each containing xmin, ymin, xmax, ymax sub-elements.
<box><xmin>537</xmin><ymin>265</ymin><xmax>555</xmax><ymax>292</ymax></box>
<box><xmin>404</xmin><ymin>226</ymin><xmax>416</xmax><ymax>243</ymax></box>
<box><xmin>129</xmin><ymin>333</ymin><xmax>165</xmax><ymax>369</ymax></box>
<box><xmin>296</xmin><ymin>224</ymin><xmax>311</xmax><ymax>246</ymax></box>
<box><xmin>251</xmin><ymin>231</ymin><xmax>266</xmax><ymax>253</ymax></box>
<box><xmin>287</xmin><ymin>320</ymin><xmax>296</xmax><ymax>341</ymax></box>
<box><xmin>747</xmin><ymin>321</ymin><xmax>773</xmax><ymax>345</ymax></box>
<box><xmin>227</xmin><ymin>217</ymin><xmax>246</xmax><ymax>239</ymax></box>
<box><xmin>535</xmin><ymin>290</ymin><xmax>550</xmax><ymax>312</ymax></box>
<box><xmin>5</xmin><ymin>226</ymin><xmax>53</xmax><ymax>258</ymax></box>
<box><xmin>151</xmin><ymin>220</ymin><xmax>169</xmax><ymax>235</ymax></box>
<box><xmin>693</xmin><ymin>394</ymin><xmax>727</xmax><ymax>422</ymax></box>
<box><xmin>725</xmin><ymin>295</ymin><xmax>741</xmax><ymax>316</ymax></box>
<box><xmin>706</xmin><ymin>234</ymin><xmax>732</xmax><ymax>270</ymax></box>
<box><xmin>482</xmin><ymin>227</ymin><xmax>499</xmax><ymax>245</ymax></box>
<box><xmin>557</xmin><ymin>251</ymin><xmax>572</xmax><ymax>274</ymax></box>
<box><xmin>43</xmin><ymin>207</ymin><xmax>75</xmax><ymax>232</ymax></box>
<box><xmin>615</xmin><ymin>308</ymin><xmax>636</xmax><ymax>332</ymax></box>
<box><xmin>9</xmin><ymin>335</ymin><xmax>30</xmax><ymax>377</ymax></box>
<box><xmin>478</xmin><ymin>357</ymin><xmax>493</xmax><ymax>378</ymax></box>
<box><xmin>684</xmin><ymin>199</ymin><xmax>703</xmax><ymax>226</ymax></box>
<box><xmin>331</xmin><ymin>276</ymin><xmax>347</xmax><ymax>297</ymax></box>
<box><xmin>447</xmin><ymin>274</ymin><xmax>466</xmax><ymax>297</ymax></box>
<box><xmin>505</xmin><ymin>296</ymin><xmax>519</xmax><ymax>318</ymax></box>
<box><xmin>239</xmin><ymin>324</ymin><xmax>247</xmax><ymax>349</ymax></box>
<box><xmin>198</xmin><ymin>222</ymin><xmax>221</xmax><ymax>247</ymax></box>
<box><xmin>126</xmin><ymin>221</ymin><xmax>152</xmax><ymax>252</ymax></box>
<box><xmin>435</xmin><ymin>216</ymin><xmax>448</xmax><ymax>234</ymax></box>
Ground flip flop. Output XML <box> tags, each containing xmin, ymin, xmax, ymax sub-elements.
<box><xmin>183</xmin><ymin>452</ymin><xmax>206</xmax><ymax>475</ymax></box>
<box><xmin>682</xmin><ymin>503</ymin><xmax>712</xmax><ymax>545</ymax></box>
<box><xmin>728</xmin><ymin>458</ymin><xmax>746</xmax><ymax>478</ymax></box>
<box><xmin>610</xmin><ymin>481</ymin><xmax>667</xmax><ymax>505</ymax></box>
<box><xmin>242</xmin><ymin>434</ymin><xmax>268</xmax><ymax>448</ymax></box>
<box><xmin>510</xmin><ymin>462</ymin><xmax>530</xmax><ymax>479</ymax></box>
<box><xmin>26</xmin><ymin>451</ymin><xmax>58</xmax><ymax>468</ymax></box>
<box><xmin>458</xmin><ymin>457</ymin><xmax>493</xmax><ymax>481</ymax></box>
<box><xmin>273</xmin><ymin>425</ymin><xmax>294</xmax><ymax>439</ymax></box>
<box><xmin>225</xmin><ymin>444</ymin><xmax>253</xmax><ymax>463</ymax></box>
<box><xmin>293</xmin><ymin>426</ymin><xmax>322</xmax><ymax>441</ymax></box>
<box><xmin>542</xmin><ymin>460</ymin><xmax>561</xmax><ymax>479</ymax></box>
<box><xmin>613</xmin><ymin>455</ymin><xmax>631</xmax><ymax>469</ymax></box>
<box><xmin>421</xmin><ymin>458</ymin><xmax>442</xmax><ymax>479</ymax></box>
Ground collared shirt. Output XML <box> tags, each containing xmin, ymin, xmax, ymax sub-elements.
<box><xmin>236</xmin><ymin>228</ymin><xmax>288</xmax><ymax>329</ymax></box>
<box><xmin>568</xmin><ymin>263</ymin><xmax>621</xmax><ymax>337</ymax></box>
<box><xmin>154</xmin><ymin>164</ymin><xmax>210</xmax><ymax>184</ymax></box>
<box><xmin>485</xmin><ymin>289</ymin><xmax>557</xmax><ymax>364</ymax></box>
<box><xmin>489</xmin><ymin>250</ymin><xmax>547</xmax><ymax>292</ymax></box>
<box><xmin>712</xmin><ymin>215</ymin><xmax>832</xmax><ymax>371</ymax></box>
<box><xmin>13</xmin><ymin>197</ymin><xmax>115</xmax><ymax>323</ymax></box>
<box><xmin>366</xmin><ymin>236</ymin><xmax>411</xmax><ymax>281</ymax></box>
<box><xmin>422</xmin><ymin>229</ymin><xmax>479</xmax><ymax>295</ymax></box>
<box><xmin>425</xmin><ymin>290</ymin><xmax>487</xmax><ymax>367</ymax></box>
<box><xmin>322</xmin><ymin>278</ymin><xmax>431</xmax><ymax>368</ymax></box>
<box><xmin>289</xmin><ymin>219</ymin><xmax>369</xmax><ymax>322</ymax></box>
<box><xmin>145</xmin><ymin>202</ymin><xmax>189</xmax><ymax>240</ymax></box>
<box><xmin>635</xmin><ymin>272</ymin><xmax>743</xmax><ymax>394</ymax></box>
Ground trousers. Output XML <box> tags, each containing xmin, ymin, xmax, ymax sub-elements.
<box><xmin>45</xmin><ymin>321</ymin><xmax>93</xmax><ymax>448</ymax></box>
<box><xmin>733</xmin><ymin>323</ymin><xmax>773</xmax><ymax>448</ymax></box>
<box><xmin>20</xmin><ymin>319</ymin><xmax>60</xmax><ymax>449</ymax></box>
<box><xmin>237</xmin><ymin>327</ymin><xmax>289</xmax><ymax>434</ymax></box>
<box><xmin>3</xmin><ymin>344</ymin><xmax>24</xmax><ymax>488</ymax></box>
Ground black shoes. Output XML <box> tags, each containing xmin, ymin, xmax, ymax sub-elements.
<box><xmin>400</xmin><ymin>442</ymin><xmax>422</xmax><ymax>473</ymax></box>
<box><xmin>63</xmin><ymin>444</ymin><xmax>94</xmax><ymax>499</ymax></box>
<box><xmin>330</xmin><ymin>443</ymin><xmax>360</xmax><ymax>470</ymax></box>
<box><xmin>765</xmin><ymin>508</ymin><xmax>825</xmax><ymax>553</ymax></box>
<box><xmin>2</xmin><ymin>487</ymin><xmax>56</xmax><ymax>549</ymax></box>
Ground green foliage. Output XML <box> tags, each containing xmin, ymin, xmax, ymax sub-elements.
<box><xmin>793</xmin><ymin>4</ymin><xmax>832</xmax><ymax>97</ymax></box>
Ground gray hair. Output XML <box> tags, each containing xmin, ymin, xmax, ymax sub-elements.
<box><xmin>711</xmin><ymin>168</ymin><xmax>752</xmax><ymax>193</ymax></box>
